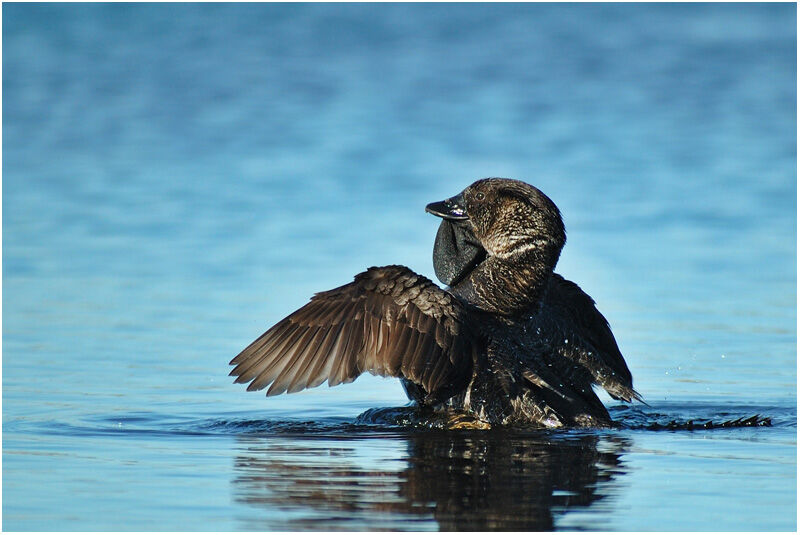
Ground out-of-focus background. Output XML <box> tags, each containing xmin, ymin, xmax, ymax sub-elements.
<box><xmin>3</xmin><ymin>3</ymin><xmax>796</xmax><ymax>531</ymax></box>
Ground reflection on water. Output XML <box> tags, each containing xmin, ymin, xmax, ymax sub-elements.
<box><xmin>232</xmin><ymin>430</ymin><xmax>629</xmax><ymax>531</ymax></box>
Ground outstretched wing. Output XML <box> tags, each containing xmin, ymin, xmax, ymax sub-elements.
<box><xmin>230</xmin><ymin>265</ymin><xmax>478</xmax><ymax>402</ymax></box>
<box><xmin>544</xmin><ymin>273</ymin><xmax>642</xmax><ymax>402</ymax></box>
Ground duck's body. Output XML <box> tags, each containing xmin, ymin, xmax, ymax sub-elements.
<box><xmin>230</xmin><ymin>178</ymin><xmax>640</xmax><ymax>427</ymax></box>
<box><xmin>405</xmin><ymin>272</ymin><xmax>636</xmax><ymax>427</ymax></box>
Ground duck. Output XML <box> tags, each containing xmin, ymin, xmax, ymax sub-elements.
<box><xmin>229</xmin><ymin>178</ymin><xmax>641</xmax><ymax>427</ymax></box>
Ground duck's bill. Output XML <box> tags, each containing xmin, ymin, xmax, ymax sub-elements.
<box><xmin>425</xmin><ymin>193</ymin><xmax>469</xmax><ymax>220</ymax></box>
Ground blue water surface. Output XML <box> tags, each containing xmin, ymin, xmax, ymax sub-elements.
<box><xmin>3</xmin><ymin>3</ymin><xmax>796</xmax><ymax>531</ymax></box>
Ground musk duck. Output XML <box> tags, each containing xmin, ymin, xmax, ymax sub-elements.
<box><xmin>229</xmin><ymin>178</ymin><xmax>641</xmax><ymax>427</ymax></box>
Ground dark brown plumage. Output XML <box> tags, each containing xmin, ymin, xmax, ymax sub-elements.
<box><xmin>230</xmin><ymin>177</ymin><xmax>641</xmax><ymax>427</ymax></box>
<box><xmin>230</xmin><ymin>266</ymin><xmax>479</xmax><ymax>403</ymax></box>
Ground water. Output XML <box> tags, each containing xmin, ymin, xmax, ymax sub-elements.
<box><xmin>3</xmin><ymin>3</ymin><xmax>796</xmax><ymax>531</ymax></box>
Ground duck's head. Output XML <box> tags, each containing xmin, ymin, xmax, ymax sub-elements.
<box><xmin>426</xmin><ymin>178</ymin><xmax>566</xmax><ymax>288</ymax></box>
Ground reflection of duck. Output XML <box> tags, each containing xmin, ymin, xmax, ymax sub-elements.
<box><xmin>231</xmin><ymin>430</ymin><xmax>629</xmax><ymax>530</ymax></box>
<box><xmin>230</xmin><ymin>178</ymin><xmax>641</xmax><ymax>427</ymax></box>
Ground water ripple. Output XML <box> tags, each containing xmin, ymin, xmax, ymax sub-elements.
<box><xmin>9</xmin><ymin>401</ymin><xmax>794</xmax><ymax>441</ymax></box>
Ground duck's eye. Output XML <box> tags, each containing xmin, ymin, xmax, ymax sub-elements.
<box><xmin>475</xmin><ymin>192</ymin><xmax>485</xmax><ymax>201</ymax></box>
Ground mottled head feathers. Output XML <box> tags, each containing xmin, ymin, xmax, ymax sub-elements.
<box><xmin>462</xmin><ymin>178</ymin><xmax>566</xmax><ymax>260</ymax></box>
<box><xmin>429</xmin><ymin>178</ymin><xmax>567</xmax><ymax>316</ymax></box>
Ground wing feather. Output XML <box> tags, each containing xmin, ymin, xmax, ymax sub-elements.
<box><xmin>230</xmin><ymin>265</ymin><xmax>476</xmax><ymax>401</ymax></box>
<box><xmin>544</xmin><ymin>273</ymin><xmax>641</xmax><ymax>402</ymax></box>
<box><xmin>285</xmin><ymin>326</ymin><xmax>332</xmax><ymax>393</ymax></box>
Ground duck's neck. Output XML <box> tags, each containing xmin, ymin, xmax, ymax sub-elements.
<box><xmin>451</xmin><ymin>248</ymin><xmax>560</xmax><ymax>317</ymax></box>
